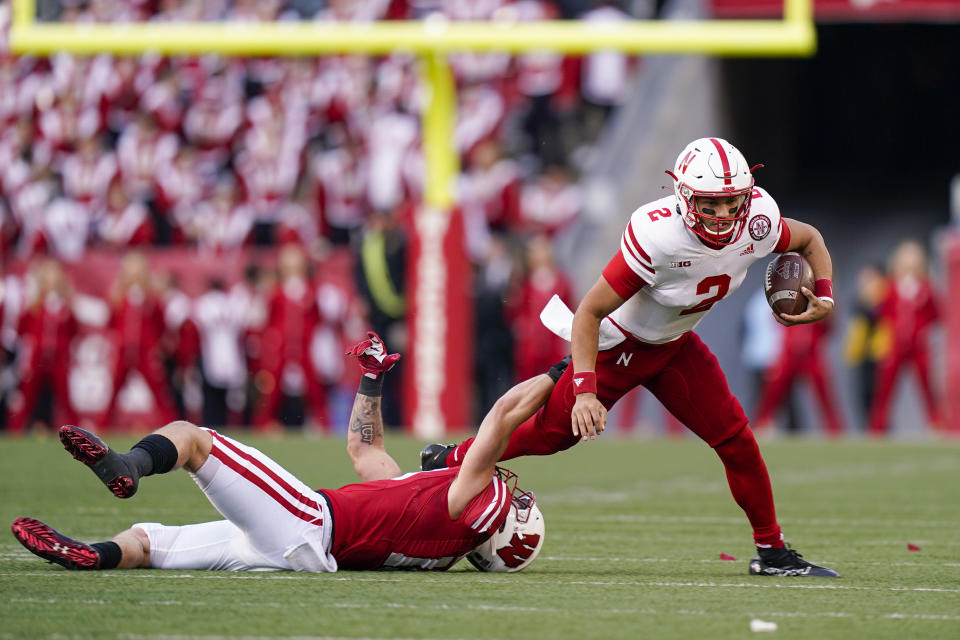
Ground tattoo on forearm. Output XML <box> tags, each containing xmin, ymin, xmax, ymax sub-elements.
<box><xmin>349</xmin><ymin>395</ymin><xmax>383</xmax><ymax>446</ymax></box>
<box><xmin>352</xmin><ymin>422</ymin><xmax>375</xmax><ymax>444</ymax></box>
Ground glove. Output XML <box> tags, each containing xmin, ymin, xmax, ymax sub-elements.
<box><xmin>345</xmin><ymin>331</ymin><xmax>401</xmax><ymax>378</ymax></box>
<box><xmin>546</xmin><ymin>355</ymin><xmax>571</xmax><ymax>383</ymax></box>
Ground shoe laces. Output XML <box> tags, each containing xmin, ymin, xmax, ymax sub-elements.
<box><xmin>763</xmin><ymin>543</ymin><xmax>807</xmax><ymax>566</ymax></box>
<box><xmin>783</xmin><ymin>543</ymin><xmax>802</xmax><ymax>558</ymax></box>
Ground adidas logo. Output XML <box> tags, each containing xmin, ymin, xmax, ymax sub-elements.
<box><xmin>573</xmin><ymin>377</ymin><xmax>584</xmax><ymax>387</ymax></box>
<box><xmin>739</xmin><ymin>243</ymin><xmax>755</xmax><ymax>256</ymax></box>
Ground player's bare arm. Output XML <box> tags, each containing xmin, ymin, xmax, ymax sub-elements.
<box><xmin>346</xmin><ymin>392</ymin><xmax>402</xmax><ymax>482</ymax></box>
<box><xmin>447</xmin><ymin>374</ymin><xmax>556</xmax><ymax>519</ymax></box>
<box><xmin>777</xmin><ymin>218</ymin><xmax>835</xmax><ymax>326</ymax></box>
<box><xmin>344</xmin><ymin>333</ymin><xmax>403</xmax><ymax>482</ymax></box>
<box><xmin>570</xmin><ymin>277</ymin><xmax>625</xmax><ymax>441</ymax></box>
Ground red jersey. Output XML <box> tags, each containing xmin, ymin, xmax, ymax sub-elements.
<box><xmin>322</xmin><ymin>468</ymin><xmax>511</xmax><ymax>570</ymax></box>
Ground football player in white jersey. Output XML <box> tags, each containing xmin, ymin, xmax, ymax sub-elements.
<box><xmin>423</xmin><ymin>138</ymin><xmax>838</xmax><ymax>577</ymax></box>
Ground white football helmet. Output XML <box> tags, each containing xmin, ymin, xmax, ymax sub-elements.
<box><xmin>666</xmin><ymin>137</ymin><xmax>758</xmax><ymax>246</ymax></box>
<box><xmin>466</xmin><ymin>471</ymin><xmax>545</xmax><ymax>573</ymax></box>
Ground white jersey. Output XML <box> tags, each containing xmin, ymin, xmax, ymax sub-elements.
<box><xmin>605</xmin><ymin>187</ymin><xmax>785</xmax><ymax>344</ymax></box>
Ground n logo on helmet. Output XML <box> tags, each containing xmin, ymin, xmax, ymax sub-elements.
<box><xmin>497</xmin><ymin>533</ymin><xmax>542</xmax><ymax>569</ymax></box>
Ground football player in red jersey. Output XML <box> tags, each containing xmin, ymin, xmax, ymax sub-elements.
<box><xmin>424</xmin><ymin>138</ymin><xmax>839</xmax><ymax>577</ymax></box>
<box><xmin>11</xmin><ymin>333</ymin><xmax>550</xmax><ymax>574</ymax></box>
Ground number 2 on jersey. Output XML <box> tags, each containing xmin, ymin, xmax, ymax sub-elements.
<box><xmin>679</xmin><ymin>274</ymin><xmax>731</xmax><ymax>316</ymax></box>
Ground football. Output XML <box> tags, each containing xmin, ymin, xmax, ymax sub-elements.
<box><xmin>764</xmin><ymin>252</ymin><xmax>815</xmax><ymax>316</ymax></box>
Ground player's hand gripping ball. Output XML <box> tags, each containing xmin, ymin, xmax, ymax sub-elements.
<box><xmin>764</xmin><ymin>252</ymin><xmax>815</xmax><ymax>316</ymax></box>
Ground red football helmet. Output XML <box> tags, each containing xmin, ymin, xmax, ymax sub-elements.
<box><xmin>666</xmin><ymin>137</ymin><xmax>757</xmax><ymax>247</ymax></box>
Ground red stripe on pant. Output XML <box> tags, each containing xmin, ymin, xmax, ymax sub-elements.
<box><xmin>209</xmin><ymin>443</ymin><xmax>322</xmax><ymax>526</ymax></box>
<box><xmin>210</xmin><ymin>431</ymin><xmax>320</xmax><ymax>511</ymax></box>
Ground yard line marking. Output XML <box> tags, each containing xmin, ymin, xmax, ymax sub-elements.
<box><xmin>539</xmin><ymin>556</ymin><xmax>960</xmax><ymax>568</ymax></box>
<box><xmin>538</xmin><ymin>456</ymin><xmax>960</xmax><ymax>503</ymax></box>
<box><xmin>5</xmin><ymin>575</ymin><xmax>959</xmax><ymax>594</ymax></box>
<box><xmin>6</xmin><ymin>600</ymin><xmax>960</xmax><ymax>625</ymax></box>
<box><xmin>118</xmin><ymin>636</ymin><xmax>475</xmax><ymax>640</ymax></box>
<box><xmin>551</xmin><ymin>513</ymin><xmax>960</xmax><ymax>529</ymax></box>
<box><xmin>883</xmin><ymin>613</ymin><xmax>960</xmax><ymax>621</ymax></box>
<box><xmin>564</xmin><ymin>580</ymin><xmax>960</xmax><ymax>593</ymax></box>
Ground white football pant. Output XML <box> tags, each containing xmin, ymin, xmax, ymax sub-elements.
<box><xmin>134</xmin><ymin>429</ymin><xmax>336</xmax><ymax>572</ymax></box>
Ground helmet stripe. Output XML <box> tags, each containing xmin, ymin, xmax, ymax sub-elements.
<box><xmin>709</xmin><ymin>138</ymin><xmax>732</xmax><ymax>186</ymax></box>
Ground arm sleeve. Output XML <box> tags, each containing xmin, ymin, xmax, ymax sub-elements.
<box><xmin>601</xmin><ymin>250</ymin><xmax>648</xmax><ymax>301</ymax></box>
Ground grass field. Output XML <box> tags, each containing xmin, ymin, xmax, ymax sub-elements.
<box><xmin>1</xmin><ymin>431</ymin><xmax>958</xmax><ymax>640</ymax></box>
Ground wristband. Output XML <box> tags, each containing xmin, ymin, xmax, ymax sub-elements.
<box><xmin>572</xmin><ymin>371</ymin><xmax>597</xmax><ymax>395</ymax></box>
<box><xmin>358</xmin><ymin>374</ymin><xmax>384</xmax><ymax>397</ymax></box>
<box><xmin>814</xmin><ymin>278</ymin><xmax>834</xmax><ymax>305</ymax></box>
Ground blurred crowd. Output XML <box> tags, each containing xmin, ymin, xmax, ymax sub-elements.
<box><xmin>0</xmin><ymin>0</ymin><xmax>643</xmax><ymax>432</ymax></box>
<box><xmin>740</xmin><ymin>239</ymin><xmax>943</xmax><ymax>437</ymax></box>
<box><xmin>8</xmin><ymin>1</ymin><xmax>936</xmax><ymax>438</ymax></box>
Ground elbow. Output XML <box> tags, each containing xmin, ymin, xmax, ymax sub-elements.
<box><xmin>573</xmin><ymin>304</ymin><xmax>604</xmax><ymax>326</ymax></box>
<box><xmin>807</xmin><ymin>225</ymin><xmax>825</xmax><ymax>249</ymax></box>
<box><xmin>345</xmin><ymin>439</ymin><xmax>364</xmax><ymax>471</ymax></box>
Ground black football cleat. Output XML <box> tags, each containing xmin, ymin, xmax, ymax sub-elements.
<box><xmin>749</xmin><ymin>544</ymin><xmax>839</xmax><ymax>578</ymax></box>
<box><xmin>11</xmin><ymin>517</ymin><xmax>101</xmax><ymax>570</ymax></box>
<box><xmin>59</xmin><ymin>425</ymin><xmax>138</xmax><ymax>499</ymax></box>
<box><xmin>420</xmin><ymin>443</ymin><xmax>456</xmax><ymax>471</ymax></box>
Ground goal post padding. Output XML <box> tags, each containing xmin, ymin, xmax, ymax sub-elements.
<box><xmin>944</xmin><ymin>233</ymin><xmax>960</xmax><ymax>432</ymax></box>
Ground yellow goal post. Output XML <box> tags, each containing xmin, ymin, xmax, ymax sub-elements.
<box><xmin>12</xmin><ymin>0</ymin><xmax>815</xmax><ymax>211</ymax></box>
<box><xmin>10</xmin><ymin>0</ymin><xmax>816</xmax><ymax>436</ymax></box>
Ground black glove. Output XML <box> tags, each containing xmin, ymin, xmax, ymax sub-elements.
<box><xmin>546</xmin><ymin>355</ymin><xmax>572</xmax><ymax>383</ymax></box>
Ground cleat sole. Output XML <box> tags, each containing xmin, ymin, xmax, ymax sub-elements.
<box><xmin>59</xmin><ymin>425</ymin><xmax>108</xmax><ymax>466</ymax></box>
<box><xmin>58</xmin><ymin>426</ymin><xmax>137</xmax><ymax>499</ymax></box>
<box><xmin>106</xmin><ymin>477</ymin><xmax>137</xmax><ymax>499</ymax></box>
<box><xmin>11</xmin><ymin>517</ymin><xmax>99</xmax><ymax>570</ymax></box>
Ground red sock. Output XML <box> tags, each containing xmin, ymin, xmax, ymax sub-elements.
<box><xmin>445</xmin><ymin>439</ymin><xmax>471</xmax><ymax>467</ymax></box>
<box><xmin>446</xmin><ymin>413</ymin><xmax>580</xmax><ymax>466</ymax></box>
<box><xmin>714</xmin><ymin>426</ymin><xmax>783</xmax><ymax>548</ymax></box>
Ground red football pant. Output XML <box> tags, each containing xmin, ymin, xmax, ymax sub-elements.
<box><xmin>754</xmin><ymin>348</ymin><xmax>845</xmax><ymax>435</ymax></box>
<box><xmin>867</xmin><ymin>345</ymin><xmax>941</xmax><ymax>434</ymax></box>
<box><xmin>448</xmin><ymin>332</ymin><xmax>783</xmax><ymax>548</ymax></box>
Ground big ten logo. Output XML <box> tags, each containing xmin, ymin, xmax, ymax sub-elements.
<box><xmin>647</xmin><ymin>207</ymin><xmax>672</xmax><ymax>222</ymax></box>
